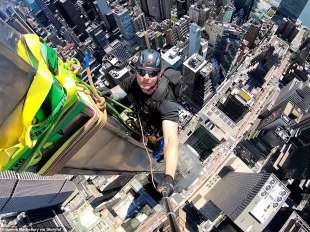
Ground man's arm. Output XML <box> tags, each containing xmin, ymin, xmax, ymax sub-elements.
<box><xmin>162</xmin><ymin>119</ymin><xmax>179</xmax><ymax>178</ymax></box>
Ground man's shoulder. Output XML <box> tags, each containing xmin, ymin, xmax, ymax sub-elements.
<box><xmin>162</xmin><ymin>68</ymin><xmax>182</xmax><ymax>85</ymax></box>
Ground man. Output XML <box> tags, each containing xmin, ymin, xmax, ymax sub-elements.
<box><xmin>106</xmin><ymin>49</ymin><xmax>181</xmax><ymax>197</ymax></box>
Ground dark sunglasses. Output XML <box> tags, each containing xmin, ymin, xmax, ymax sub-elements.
<box><xmin>137</xmin><ymin>69</ymin><xmax>160</xmax><ymax>77</ymax></box>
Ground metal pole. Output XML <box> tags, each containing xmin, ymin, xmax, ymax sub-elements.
<box><xmin>163</xmin><ymin>197</ymin><xmax>180</xmax><ymax>232</ymax></box>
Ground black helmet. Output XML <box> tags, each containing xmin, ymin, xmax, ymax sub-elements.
<box><xmin>136</xmin><ymin>49</ymin><xmax>161</xmax><ymax>72</ymax></box>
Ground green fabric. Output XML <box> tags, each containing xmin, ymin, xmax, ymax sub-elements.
<box><xmin>32</xmin><ymin>79</ymin><xmax>66</xmax><ymax>140</ymax></box>
<box><xmin>46</xmin><ymin>45</ymin><xmax>58</xmax><ymax>75</ymax></box>
<box><xmin>41</xmin><ymin>43</ymin><xmax>58</xmax><ymax>75</ymax></box>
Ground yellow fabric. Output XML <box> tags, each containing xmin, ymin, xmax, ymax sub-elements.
<box><xmin>0</xmin><ymin>36</ymin><xmax>55</xmax><ymax>170</ymax></box>
<box><xmin>0</xmin><ymin>144</ymin><xmax>23</xmax><ymax>170</ymax></box>
<box><xmin>57</xmin><ymin>59</ymin><xmax>77</xmax><ymax>103</ymax></box>
<box><xmin>0</xmin><ymin>103</ymin><xmax>24</xmax><ymax>148</ymax></box>
<box><xmin>17</xmin><ymin>35</ymin><xmax>53</xmax><ymax>147</ymax></box>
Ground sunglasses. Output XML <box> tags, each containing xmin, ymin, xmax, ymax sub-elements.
<box><xmin>137</xmin><ymin>69</ymin><xmax>160</xmax><ymax>77</ymax></box>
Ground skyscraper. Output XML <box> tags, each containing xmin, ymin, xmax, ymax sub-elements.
<box><xmin>55</xmin><ymin>0</ymin><xmax>87</xmax><ymax>38</ymax></box>
<box><xmin>34</xmin><ymin>0</ymin><xmax>62</xmax><ymax>30</ymax></box>
<box><xmin>96</xmin><ymin>0</ymin><xmax>111</xmax><ymax>16</ymax></box>
<box><xmin>113</xmin><ymin>7</ymin><xmax>137</xmax><ymax>47</ymax></box>
<box><xmin>160</xmin><ymin>0</ymin><xmax>172</xmax><ymax>20</ymax></box>
<box><xmin>0</xmin><ymin>171</ymin><xmax>75</xmax><ymax>214</ymax></box>
<box><xmin>5</xmin><ymin>11</ymin><xmax>35</xmax><ymax>34</ymax></box>
<box><xmin>161</xmin><ymin>46</ymin><xmax>183</xmax><ymax>70</ymax></box>
<box><xmin>23</xmin><ymin>0</ymin><xmax>40</xmax><ymax>14</ymax></box>
<box><xmin>204</xmin><ymin>171</ymin><xmax>290</xmax><ymax>232</ymax></box>
<box><xmin>277</xmin><ymin>0</ymin><xmax>308</xmax><ymax>20</ymax></box>
<box><xmin>214</xmin><ymin>26</ymin><xmax>241</xmax><ymax>74</ymax></box>
<box><xmin>279</xmin><ymin>211</ymin><xmax>310</xmax><ymax>231</ymax></box>
<box><xmin>189</xmin><ymin>23</ymin><xmax>201</xmax><ymax>56</ymax></box>
<box><xmin>177</xmin><ymin>0</ymin><xmax>187</xmax><ymax>18</ymax></box>
<box><xmin>147</xmin><ymin>0</ymin><xmax>161</xmax><ymax>21</ymax></box>
<box><xmin>140</xmin><ymin>0</ymin><xmax>149</xmax><ymax>16</ymax></box>
<box><xmin>182</xmin><ymin>54</ymin><xmax>207</xmax><ymax>112</ymax></box>
<box><xmin>146</xmin><ymin>0</ymin><xmax>172</xmax><ymax>21</ymax></box>
<box><xmin>274</xmin><ymin>112</ymin><xmax>310</xmax><ymax>179</ymax></box>
<box><xmin>273</xmin><ymin>79</ymin><xmax>310</xmax><ymax>114</ymax></box>
<box><xmin>234</xmin><ymin>0</ymin><xmax>254</xmax><ymax>18</ymax></box>
<box><xmin>188</xmin><ymin>4</ymin><xmax>199</xmax><ymax>23</ymax></box>
<box><xmin>133</xmin><ymin>12</ymin><xmax>147</xmax><ymax>32</ymax></box>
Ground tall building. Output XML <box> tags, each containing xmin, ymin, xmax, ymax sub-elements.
<box><xmin>105</xmin><ymin>11</ymin><xmax>118</xmax><ymax>31</ymax></box>
<box><xmin>177</xmin><ymin>0</ymin><xmax>187</xmax><ymax>18</ymax></box>
<box><xmin>86</xmin><ymin>23</ymin><xmax>108</xmax><ymax>49</ymax></box>
<box><xmin>276</xmin><ymin>18</ymin><xmax>299</xmax><ymax>43</ymax></box>
<box><xmin>161</xmin><ymin>46</ymin><xmax>184</xmax><ymax>70</ymax></box>
<box><xmin>147</xmin><ymin>0</ymin><xmax>172</xmax><ymax>21</ymax></box>
<box><xmin>189</xmin><ymin>23</ymin><xmax>201</xmax><ymax>56</ymax></box>
<box><xmin>277</xmin><ymin>0</ymin><xmax>308</xmax><ymax>20</ymax></box>
<box><xmin>5</xmin><ymin>10</ymin><xmax>35</xmax><ymax>34</ymax></box>
<box><xmin>204</xmin><ymin>171</ymin><xmax>290</xmax><ymax>232</ymax></box>
<box><xmin>55</xmin><ymin>0</ymin><xmax>87</xmax><ymax>40</ymax></box>
<box><xmin>274</xmin><ymin>79</ymin><xmax>310</xmax><ymax>114</ymax></box>
<box><xmin>105</xmin><ymin>39</ymin><xmax>131</xmax><ymax>62</ymax></box>
<box><xmin>188</xmin><ymin>3</ymin><xmax>210</xmax><ymax>26</ymax></box>
<box><xmin>133</xmin><ymin>12</ymin><xmax>147</xmax><ymax>32</ymax></box>
<box><xmin>174</xmin><ymin>15</ymin><xmax>190</xmax><ymax>41</ymax></box>
<box><xmin>258</xmin><ymin>101</ymin><xmax>300</xmax><ymax>147</ymax></box>
<box><xmin>81</xmin><ymin>1</ymin><xmax>101</xmax><ymax>21</ymax></box>
<box><xmin>96</xmin><ymin>0</ymin><xmax>111</xmax><ymax>16</ymax></box>
<box><xmin>113</xmin><ymin>7</ymin><xmax>137</xmax><ymax>47</ymax></box>
<box><xmin>34</xmin><ymin>0</ymin><xmax>62</xmax><ymax>30</ymax></box>
<box><xmin>182</xmin><ymin>54</ymin><xmax>208</xmax><ymax>112</ymax></box>
<box><xmin>0</xmin><ymin>171</ymin><xmax>75</xmax><ymax>214</ymax></box>
<box><xmin>244</xmin><ymin>24</ymin><xmax>259</xmax><ymax>48</ymax></box>
<box><xmin>234</xmin><ymin>0</ymin><xmax>254</xmax><ymax>18</ymax></box>
<box><xmin>160</xmin><ymin>0</ymin><xmax>172</xmax><ymax>20</ymax></box>
<box><xmin>23</xmin><ymin>0</ymin><xmax>40</xmax><ymax>14</ymax></box>
<box><xmin>188</xmin><ymin>4</ymin><xmax>199</xmax><ymax>23</ymax></box>
<box><xmin>279</xmin><ymin>211</ymin><xmax>310</xmax><ymax>231</ymax></box>
<box><xmin>214</xmin><ymin>27</ymin><xmax>241</xmax><ymax>74</ymax></box>
<box><xmin>274</xmin><ymin>112</ymin><xmax>310</xmax><ymax>179</ymax></box>
<box><xmin>140</xmin><ymin>0</ymin><xmax>149</xmax><ymax>16</ymax></box>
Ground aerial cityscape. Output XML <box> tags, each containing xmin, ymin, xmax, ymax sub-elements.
<box><xmin>0</xmin><ymin>0</ymin><xmax>309</xmax><ymax>231</ymax></box>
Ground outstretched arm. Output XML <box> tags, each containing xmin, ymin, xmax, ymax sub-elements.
<box><xmin>162</xmin><ymin>119</ymin><xmax>179</xmax><ymax>178</ymax></box>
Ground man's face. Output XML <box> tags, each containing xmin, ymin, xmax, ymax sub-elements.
<box><xmin>136</xmin><ymin>69</ymin><xmax>159</xmax><ymax>94</ymax></box>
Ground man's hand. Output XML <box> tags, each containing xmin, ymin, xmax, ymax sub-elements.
<box><xmin>157</xmin><ymin>174</ymin><xmax>175</xmax><ymax>197</ymax></box>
